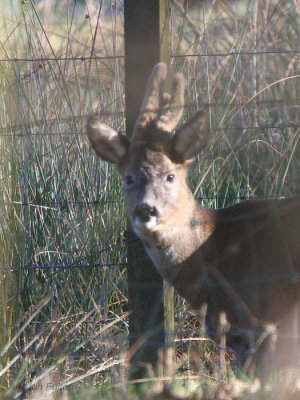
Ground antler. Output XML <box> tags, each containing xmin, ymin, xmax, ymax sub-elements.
<box><xmin>156</xmin><ymin>72</ymin><xmax>185</xmax><ymax>132</ymax></box>
<box><xmin>131</xmin><ymin>63</ymin><xmax>185</xmax><ymax>141</ymax></box>
<box><xmin>131</xmin><ymin>63</ymin><xmax>167</xmax><ymax>141</ymax></box>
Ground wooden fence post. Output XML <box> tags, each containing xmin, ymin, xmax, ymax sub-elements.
<box><xmin>124</xmin><ymin>0</ymin><xmax>174</xmax><ymax>379</ymax></box>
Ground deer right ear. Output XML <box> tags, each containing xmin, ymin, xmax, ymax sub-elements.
<box><xmin>173</xmin><ymin>108</ymin><xmax>209</xmax><ymax>161</ymax></box>
<box><xmin>87</xmin><ymin>115</ymin><xmax>129</xmax><ymax>164</ymax></box>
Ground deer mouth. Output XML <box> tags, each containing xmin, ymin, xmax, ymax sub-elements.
<box><xmin>133</xmin><ymin>215</ymin><xmax>158</xmax><ymax>232</ymax></box>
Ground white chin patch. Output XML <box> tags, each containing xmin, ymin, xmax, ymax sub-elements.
<box><xmin>134</xmin><ymin>216</ymin><xmax>157</xmax><ymax>232</ymax></box>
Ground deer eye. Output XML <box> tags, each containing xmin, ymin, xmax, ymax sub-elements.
<box><xmin>166</xmin><ymin>174</ymin><xmax>175</xmax><ymax>183</ymax></box>
<box><xmin>125</xmin><ymin>175</ymin><xmax>133</xmax><ymax>185</ymax></box>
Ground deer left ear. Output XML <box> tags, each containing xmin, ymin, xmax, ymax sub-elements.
<box><xmin>87</xmin><ymin>115</ymin><xmax>129</xmax><ymax>164</ymax></box>
<box><xmin>173</xmin><ymin>108</ymin><xmax>209</xmax><ymax>161</ymax></box>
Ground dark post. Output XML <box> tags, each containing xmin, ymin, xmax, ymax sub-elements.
<box><xmin>124</xmin><ymin>0</ymin><xmax>174</xmax><ymax>379</ymax></box>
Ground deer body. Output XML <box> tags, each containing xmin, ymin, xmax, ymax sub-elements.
<box><xmin>87</xmin><ymin>63</ymin><xmax>300</xmax><ymax>371</ymax></box>
<box><xmin>126</xmin><ymin>157</ymin><xmax>300</xmax><ymax>324</ymax></box>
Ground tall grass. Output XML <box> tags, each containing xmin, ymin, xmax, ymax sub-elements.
<box><xmin>0</xmin><ymin>0</ymin><xmax>299</xmax><ymax>398</ymax></box>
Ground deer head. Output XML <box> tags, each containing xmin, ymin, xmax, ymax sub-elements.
<box><xmin>86</xmin><ymin>63</ymin><xmax>209</xmax><ymax>237</ymax></box>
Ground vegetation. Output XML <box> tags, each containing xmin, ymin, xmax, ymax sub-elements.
<box><xmin>0</xmin><ymin>0</ymin><xmax>299</xmax><ymax>398</ymax></box>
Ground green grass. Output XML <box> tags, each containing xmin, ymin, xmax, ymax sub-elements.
<box><xmin>0</xmin><ymin>0</ymin><xmax>299</xmax><ymax>398</ymax></box>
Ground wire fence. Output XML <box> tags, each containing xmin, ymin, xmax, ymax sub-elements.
<box><xmin>0</xmin><ymin>68</ymin><xmax>298</xmax><ymax>284</ymax></box>
<box><xmin>0</xmin><ymin>263</ymin><xmax>127</xmax><ymax>271</ymax></box>
<box><xmin>0</xmin><ymin>194</ymin><xmax>298</xmax><ymax>213</ymax></box>
<box><xmin>1</xmin><ymin>120</ymin><xmax>300</xmax><ymax>137</ymax></box>
<box><xmin>1</xmin><ymin>49</ymin><xmax>299</xmax><ymax>63</ymax></box>
<box><xmin>2</xmin><ymin>46</ymin><xmax>298</xmax><ymax>274</ymax></box>
<box><xmin>1</xmin><ymin>2</ymin><xmax>299</xmax><ymax>392</ymax></box>
<box><xmin>2</xmin><ymin>260</ymin><xmax>299</xmax><ymax>288</ymax></box>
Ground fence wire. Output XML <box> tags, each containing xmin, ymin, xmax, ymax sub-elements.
<box><xmin>0</xmin><ymin>194</ymin><xmax>298</xmax><ymax>208</ymax></box>
<box><xmin>1</xmin><ymin>123</ymin><xmax>299</xmax><ymax>138</ymax></box>
<box><xmin>0</xmin><ymin>262</ymin><xmax>127</xmax><ymax>271</ymax></box>
<box><xmin>1</xmin><ymin>49</ymin><xmax>299</xmax><ymax>63</ymax></box>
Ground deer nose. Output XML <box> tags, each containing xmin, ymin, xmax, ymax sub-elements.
<box><xmin>134</xmin><ymin>204</ymin><xmax>159</xmax><ymax>222</ymax></box>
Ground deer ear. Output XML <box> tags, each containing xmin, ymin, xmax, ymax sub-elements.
<box><xmin>87</xmin><ymin>115</ymin><xmax>129</xmax><ymax>164</ymax></box>
<box><xmin>173</xmin><ymin>108</ymin><xmax>209</xmax><ymax>161</ymax></box>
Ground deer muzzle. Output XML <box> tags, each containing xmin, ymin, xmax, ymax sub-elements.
<box><xmin>133</xmin><ymin>203</ymin><xmax>160</xmax><ymax>231</ymax></box>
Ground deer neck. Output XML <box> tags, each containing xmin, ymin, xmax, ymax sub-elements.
<box><xmin>136</xmin><ymin>192</ymin><xmax>217</xmax><ymax>279</ymax></box>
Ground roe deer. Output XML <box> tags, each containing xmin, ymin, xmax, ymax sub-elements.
<box><xmin>87</xmin><ymin>63</ymin><xmax>300</xmax><ymax>374</ymax></box>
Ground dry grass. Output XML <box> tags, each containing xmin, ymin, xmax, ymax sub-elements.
<box><xmin>0</xmin><ymin>0</ymin><xmax>299</xmax><ymax>398</ymax></box>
